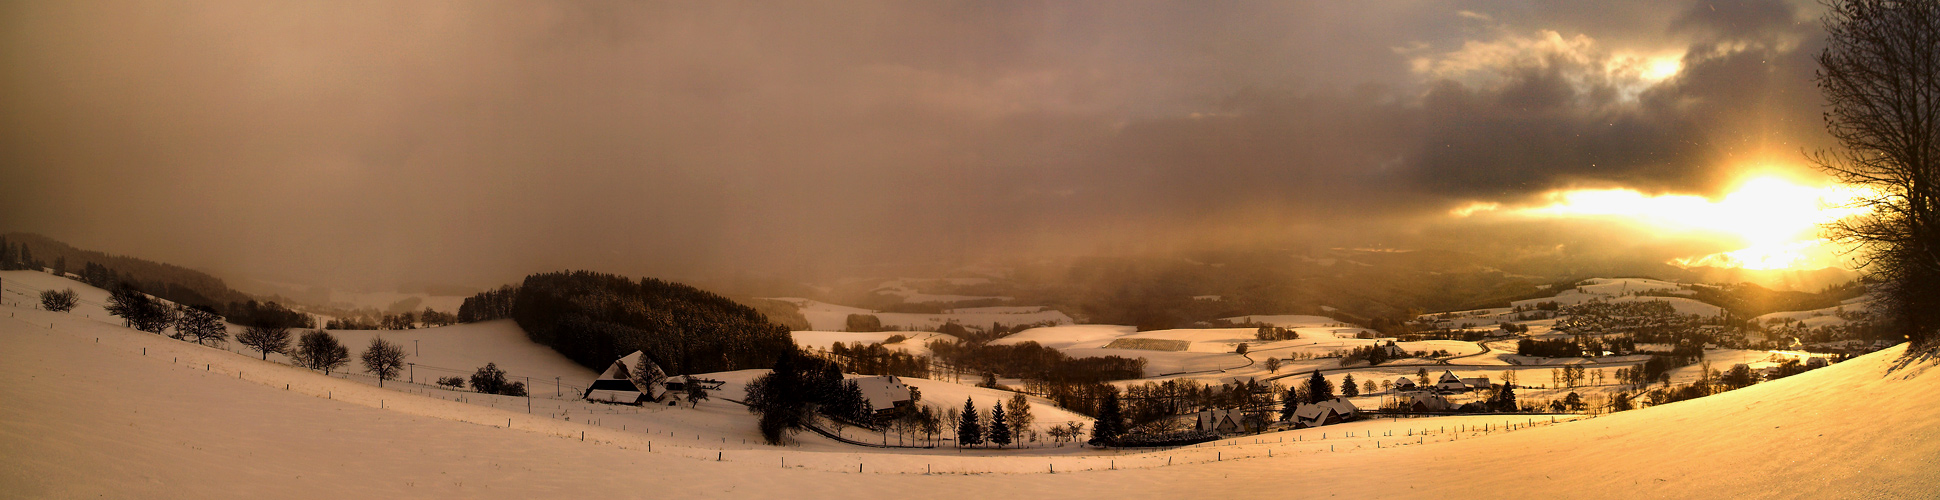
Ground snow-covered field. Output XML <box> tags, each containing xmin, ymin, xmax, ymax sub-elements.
<box><xmin>792</xmin><ymin>330</ymin><xmax>963</xmax><ymax>356</ymax></box>
<box><xmin>4</xmin><ymin>270</ymin><xmax>1939</xmax><ymax>498</ymax></box>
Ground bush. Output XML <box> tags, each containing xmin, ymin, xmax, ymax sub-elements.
<box><xmin>471</xmin><ymin>363</ymin><xmax>510</xmax><ymax>394</ymax></box>
<box><xmin>39</xmin><ymin>288</ymin><xmax>78</xmax><ymax>312</ymax></box>
<box><xmin>436</xmin><ymin>376</ymin><xmax>465</xmax><ymax>389</ymax></box>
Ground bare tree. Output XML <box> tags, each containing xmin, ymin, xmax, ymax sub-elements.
<box><xmin>1814</xmin><ymin>0</ymin><xmax>1940</xmax><ymax>350</ymax></box>
<box><xmin>361</xmin><ymin>336</ymin><xmax>408</xmax><ymax>387</ymax></box>
<box><xmin>1006</xmin><ymin>393</ymin><xmax>1035</xmax><ymax>445</ymax></box>
<box><xmin>237</xmin><ymin>325</ymin><xmax>293</xmax><ymax>360</ymax></box>
<box><xmin>175</xmin><ymin>305</ymin><xmax>228</xmax><ymax>346</ymax></box>
<box><xmin>105</xmin><ymin>286</ymin><xmax>172</xmax><ymax>334</ymax></box>
<box><xmin>293</xmin><ymin>330</ymin><xmax>350</xmax><ymax>374</ymax></box>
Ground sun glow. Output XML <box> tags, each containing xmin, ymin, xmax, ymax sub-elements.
<box><xmin>1461</xmin><ymin>176</ymin><xmax>1870</xmax><ymax>270</ymax></box>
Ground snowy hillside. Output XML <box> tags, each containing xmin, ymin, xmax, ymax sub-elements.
<box><xmin>5</xmin><ymin>294</ymin><xmax>1935</xmax><ymax>498</ymax></box>
<box><xmin>1509</xmin><ymin>278</ymin><xmax>1722</xmax><ymax>317</ymax></box>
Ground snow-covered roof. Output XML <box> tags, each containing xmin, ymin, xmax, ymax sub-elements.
<box><xmin>1294</xmin><ymin>398</ymin><xmax>1358</xmax><ymax>424</ymax></box>
<box><xmin>851</xmin><ymin>375</ymin><xmax>911</xmax><ymax>412</ymax></box>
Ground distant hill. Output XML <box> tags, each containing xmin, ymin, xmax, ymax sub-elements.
<box><xmin>0</xmin><ymin>233</ymin><xmax>307</xmax><ymax>326</ymax></box>
<box><xmin>1</xmin><ymin>232</ymin><xmax>252</xmax><ymax>308</ymax></box>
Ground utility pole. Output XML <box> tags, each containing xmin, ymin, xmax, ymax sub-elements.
<box><xmin>408</xmin><ymin>363</ymin><xmax>415</xmax><ymax>384</ymax></box>
<box><xmin>556</xmin><ymin>376</ymin><xmax>561</xmax><ymax>397</ymax></box>
<box><xmin>414</xmin><ymin>339</ymin><xmax>419</xmax><ymax>356</ymax></box>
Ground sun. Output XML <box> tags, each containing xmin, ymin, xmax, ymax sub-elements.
<box><xmin>1457</xmin><ymin>175</ymin><xmax>1870</xmax><ymax>270</ymax></box>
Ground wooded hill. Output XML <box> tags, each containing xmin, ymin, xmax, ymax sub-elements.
<box><xmin>463</xmin><ymin>270</ymin><xmax>796</xmax><ymax>375</ymax></box>
<box><xmin>1</xmin><ymin>233</ymin><xmax>309</xmax><ymax>328</ymax></box>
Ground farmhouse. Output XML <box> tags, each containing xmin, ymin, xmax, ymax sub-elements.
<box><xmin>1399</xmin><ymin>392</ymin><xmax>1453</xmax><ymax>412</ymax></box>
<box><xmin>1435</xmin><ymin>370</ymin><xmax>1468</xmax><ymax>392</ymax></box>
<box><xmin>1377</xmin><ymin>340</ymin><xmax>1407</xmax><ymax>358</ymax></box>
<box><xmin>851</xmin><ymin>375</ymin><xmax>915</xmax><ymax>418</ymax></box>
<box><xmin>1291</xmin><ymin>398</ymin><xmax>1359</xmax><ymax>428</ymax></box>
<box><xmin>1193</xmin><ymin>409</ymin><xmax>1244</xmax><ymax>434</ymax></box>
<box><xmin>583</xmin><ymin>350</ymin><xmax>667</xmax><ymax>404</ymax></box>
<box><xmin>1393</xmin><ymin>376</ymin><xmax>1418</xmax><ymax>391</ymax></box>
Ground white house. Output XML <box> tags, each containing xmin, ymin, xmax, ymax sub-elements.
<box><xmin>851</xmin><ymin>375</ymin><xmax>914</xmax><ymax>418</ymax></box>
<box><xmin>583</xmin><ymin>350</ymin><xmax>667</xmax><ymax>404</ymax></box>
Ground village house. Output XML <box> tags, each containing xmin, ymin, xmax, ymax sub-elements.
<box><xmin>1393</xmin><ymin>376</ymin><xmax>1419</xmax><ymax>392</ymax></box>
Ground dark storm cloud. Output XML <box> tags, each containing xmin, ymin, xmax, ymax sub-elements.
<box><xmin>0</xmin><ymin>0</ymin><xmax>1834</xmax><ymax>290</ymax></box>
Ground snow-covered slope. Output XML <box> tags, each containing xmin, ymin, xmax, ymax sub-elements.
<box><xmin>327</xmin><ymin>320</ymin><xmax>598</xmax><ymax>390</ymax></box>
<box><xmin>5</xmin><ymin>278</ymin><xmax>1937</xmax><ymax>498</ymax></box>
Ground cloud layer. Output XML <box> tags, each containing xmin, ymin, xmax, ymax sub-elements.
<box><xmin>0</xmin><ymin>0</ymin><xmax>1833</xmax><ymax>289</ymax></box>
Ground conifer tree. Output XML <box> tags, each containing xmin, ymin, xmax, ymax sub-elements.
<box><xmin>1306</xmin><ymin>371</ymin><xmax>1334</xmax><ymax>403</ymax></box>
<box><xmin>1492</xmin><ymin>383</ymin><xmax>1518</xmax><ymax>412</ymax></box>
<box><xmin>1342</xmin><ymin>374</ymin><xmax>1359</xmax><ymax>397</ymax></box>
<box><xmin>957</xmin><ymin>397</ymin><xmax>983</xmax><ymax>447</ymax></box>
<box><xmin>1090</xmin><ymin>389</ymin><xmax>1124</xmax><ymax>445</ymax></box>
<box><xmin>1280</xmin><ymin>387</ymin><xmax>1300</xmax><ymax>422</ymax></box>
<box><xmin>987</xmin><ymin>402</ymin><xmax>1011</xmax><ymax>448</ymax></box>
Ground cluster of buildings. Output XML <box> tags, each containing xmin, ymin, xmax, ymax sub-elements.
<box><xmin>582</xmin><ymin>350</ymin><xmax>728</xmax><ymax>405</ymax></box>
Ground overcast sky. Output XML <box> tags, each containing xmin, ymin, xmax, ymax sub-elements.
<box><xmin>0</xmin><ymin>0</ymin><xmax>1832</xmax><ymax>291</ymax></box>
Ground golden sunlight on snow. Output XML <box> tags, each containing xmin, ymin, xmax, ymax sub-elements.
<box><xmin>1459</xmin><ymin>176</ymin><xmax>1871</xmax><ymax>270</ymax></box>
